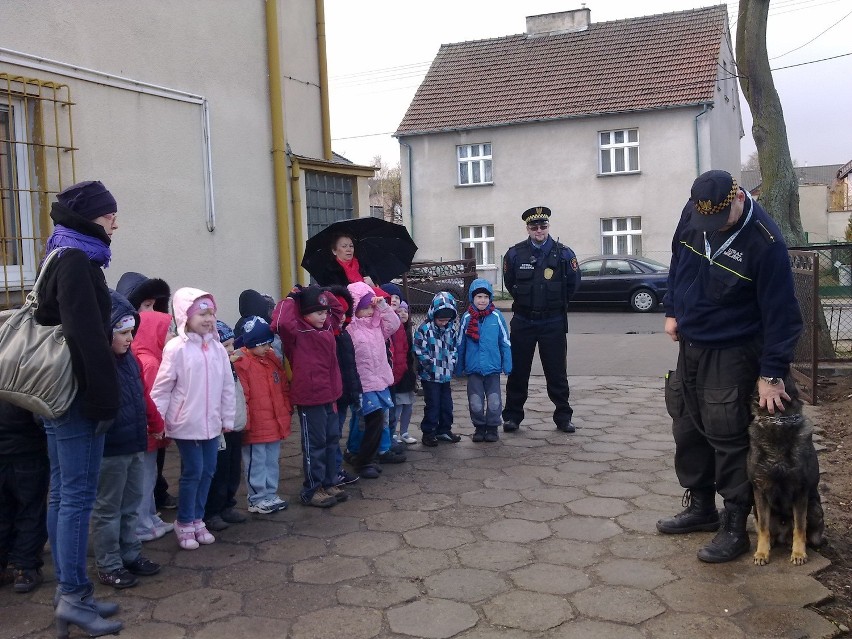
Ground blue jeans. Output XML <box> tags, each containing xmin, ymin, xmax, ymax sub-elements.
<box><xmin>44</xmin><ymin>397</ymin><xmax>105</xmax><ymax>592</ymax></box>
<box><xmin>467</xmin><ymin>373</ymin><xmax>503</xmax><ymax>431</ymax></box>
<box><xmin>241</xmin><ymin>441</ymin><xmax>281</xmax><ymax>507</ymax></box>
<box><xmin>173</xmin><ymin>438</ymin><xmax>219</xmax><ymax>523</ymax></box>
<box><xmin>420</xmin><ymin>381</ymin><xmax>453</xmax><ymax>435</ymax></box>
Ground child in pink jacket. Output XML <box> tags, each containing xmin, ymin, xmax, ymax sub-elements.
<box><xmin>345</xmin><ymin>282</ymin><xmax>400</xmax><ymax>479</ymax></box>
<box><xmin>150</xmin><ymin>288</ymin><xmax>235</xmax><ymax>550</ymax></box>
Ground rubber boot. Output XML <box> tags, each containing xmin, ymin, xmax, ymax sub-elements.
<box><xmin>656</xmin><ymin>489</ymin><xmax>720</xmax><ymax>534</ymax></box>
<box><xmin>697</xmin><ymin>505</ymin><xmax>751</xmax><ymax>563</ymax></box>
<box><xmin>55</xmin><ymin>584</ymin><xmax>123</xmax><ymax>639</ymax></box>
<box><xmin>53</xmin><ymin>585</ymin><xmax>119</xmax><ymax>618</ymax></box>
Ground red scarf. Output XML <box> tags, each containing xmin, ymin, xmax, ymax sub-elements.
<box><xmin>465</xmin><ymin>302</ymin><xmax>495</xmax><ymax>342</ymax></box>
<box><xmin>337</xmin><ymin>256</ymin><xmax>364</xmax><ymax>283</ymax></box>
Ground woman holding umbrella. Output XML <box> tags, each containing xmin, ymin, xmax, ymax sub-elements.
<box><xmin>316</xmin><ymin>232</ymin><xmax>377</xmax><ymax>287</ymax></box>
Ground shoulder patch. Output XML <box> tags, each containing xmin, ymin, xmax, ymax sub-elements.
<box><xmin>570</xmin><ymin>257</ymin><xmax>579</xmax><ymax>271</ymax></box>
<box><xmin>755</xmin><ymin>220</ymin><xmax>775</xmax><ymax>244</ymax></box>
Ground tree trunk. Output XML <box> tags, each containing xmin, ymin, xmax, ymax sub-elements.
<box><xmin>736</xmin><ymin>0</ymin><xmax>804</xmax><ymax>245</ymax></box>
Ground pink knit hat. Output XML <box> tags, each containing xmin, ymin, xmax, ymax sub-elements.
<box><xmin>187</xmin><ymin>296</ymin><xmax>216</xmax><ymax>319</ymax></box>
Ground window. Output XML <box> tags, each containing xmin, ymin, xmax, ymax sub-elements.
<box><xmin>459</xmin><ymin>224</ymin><xmax>495</xmax><ymax>267</ymax></box>
<box><xmin>599</xmin><ymin>129</ymin><xmax>639</xmax><ymax>174</ymax></box>
<box><xmin>601</xmin><ymin>217</ymin><xmax>642</xmax><ymax>255</ymax></box>
<box><xmin>457</xmin><ymin>143</ymin><xmax>492</xmax><ymax>186</ymax></box>
<box><xmin>305</xmin><ymin>172</ymin><xmax>353</xmax><ymax>238</ymax></box>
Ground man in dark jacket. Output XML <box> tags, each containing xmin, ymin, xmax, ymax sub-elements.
<box><xmin>656</xmin><ymin>170</ymin><xmax>803</xmax><ymax>563</ymax></box>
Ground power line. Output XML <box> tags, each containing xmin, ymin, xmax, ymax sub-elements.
<box><xmin>769</xmin><ymin>8</ymin><xmax>852</xmax><ymax>59</ymax></box>
<box><xmin>772</xmin><ymin>49</ymin><xmax>852</xmax><ymax>69</ymax></box>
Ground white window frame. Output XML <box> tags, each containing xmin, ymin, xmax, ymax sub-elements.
<box><xmin>599</xmin><ymin>129</ymin><xmax>639</xmax><ymax>175</ymax></box>
<box><xmin>600</xmin><ymin>216</ymin><xmax>642</xmax><ymax>255</ymax></box>
<box><xmin>1</xmin><ymin>98</ymin><xmax>38</xmax><ymax>288</ymax></box>
<box><xmin>459</xmin><ymin>224</ymin><xmax>495</xmax><ymax>267</ymax></box>
<box><xmin>457</xmin><ymin>143</ymin><xmax>493</xmax><ymax>186</ymax></box>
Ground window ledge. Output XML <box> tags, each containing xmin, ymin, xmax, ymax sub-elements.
<box><xmin>455</xmin><ymin>182</ymin><xmax>494</xmax><ymax>188</ymax></box>
<box><xmin>476</xmin><ymin>264</ymin><xmax>498</xmax><ymax>270</ymax></box>
<box><xmin>597</xmin><ymin>171</ymin><xmax>642</xmax><ymax>178</ymax></box>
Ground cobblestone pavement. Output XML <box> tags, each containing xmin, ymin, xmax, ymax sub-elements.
<box><xmin>1</xmin><ymin>375</ymin><xmax>840</xmax><ymax>638</ymax></box>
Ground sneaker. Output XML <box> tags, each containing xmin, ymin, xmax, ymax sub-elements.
<box><xmin>502</xmin><ymin>420</ymin><xmax>519</xmax><ymax>432</ymax></box>
<box><xmin>378</xmin><ymin>449</ymin><xmax>407</xmax><ymax>464</ymax></box>
<box><xmin>193</xmin><ymin>520</ymin><xmax>215</xmax><ymax>545</ymax></box>
<box><xmin>390</xmin><ymin>441</ymin><xmax>407</xmax><ymax>454</ymax></box>
<box><xmin>220</xmin><ymin>507</ymin><xmax>247</xmax><ymax>524</ymax></box>
<box><xmin>153</xmin><ymin>516</ymin><xmax>174</xmax><ymax>535</ymax></box>
<box><xmin>98</xmin><ymin>567</ymin><xmax>138</xmax><ymax>589</ymax></box>
<box><xmin>304</xmin><ymin>488</ymin><xmax>337</xmax><ymax>508</ymax></box>
<box><xmin>124</xmin><ymin>556</ymin><xmax>161</xmax><ymax>576</ymax></box>
<box><xmin>401</xmin><ymin>433</ymin><xmax>418</xmax><ymax>444</ymax></box>
<box><xmin>175</xmin><ymin>521</ymin><xmax>200</xmax><ymax>550</ymax></box>
<box><xmin>156</xmin><ymin>492</ymin><xmax>178</xmax><ymax>510</ymax></box>
<box><xmin>358</xmin><ymin>464</ymin><xmax>381</xmax><ymax>479</ymax></box>
<box><xmin>248</xmin><ymin>499</ymin><xmax>280</xmax><ymax>514</ymax></box>
<box><xmin>136</xmin><ymin>527</ymin><xmax>161</xmax><ymax>542</ymax></box>
<box><xmin>421</xmin><ymin>433</ymin><xmax>439</xmax><ymax>447</ymax></box>
<box><xmin>205</xmin><ymin>514</ymin><xmax>229</xmax><ymax>531</ymax></box>
<box><xmin>472</xmin><ymin>430</ymin><xmax>485</xmax><ymax>442</ymax></box>
<box><xmin>269</xmin><ymin>496</ymin><xmax>289</xmax><ymax>511</ymax></box>
<box><xmin>435</xmin><ymin>432</ymin><xmax>462</xmax><ymax>443</ymax></box>
<box><xmin>13</xmin><ymin>568</ymin><xmax>43</xmax><ymax>594</ymax></box>
<box><xmin>484</xmin><ymin>431</ymin><xmax>499</xmax><ymax>443</ymax></box>
<box><xmin>325</xmin><ymin>485</ymin><xmax>349</xmax><ymax>502</ymax></box>
<box><xmin>335</xmin><ymin>470</ymin><xmax>360</xmax><ymax>486</ymax></box>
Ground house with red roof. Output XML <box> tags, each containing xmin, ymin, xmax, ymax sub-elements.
<box><xmin>395</xmin><ymin>6</ymin><xmax>743</xmax><ymax>284</ymax></box>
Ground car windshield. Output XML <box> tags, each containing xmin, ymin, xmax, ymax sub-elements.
<box><xmin>636</xmin><ymin>257</ymin><xmax>668</xmax><ymax>272</ymax></box>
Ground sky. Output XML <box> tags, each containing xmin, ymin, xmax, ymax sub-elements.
<box><xmin>324</xmin><ymin>0</ymin><xmax>852</xmax><ymax>170</ymax></box>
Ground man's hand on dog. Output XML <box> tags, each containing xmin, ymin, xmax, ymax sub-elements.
<box><xmin>758</xmin><ymin>378</ymin><xmax>790</xmax><ymax>414</ymax></box>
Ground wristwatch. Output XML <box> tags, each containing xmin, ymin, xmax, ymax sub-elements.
<box><xmin>760</xmin><ymin>376</ymin><xmax>782</xmax><ymax>385</ymax></box>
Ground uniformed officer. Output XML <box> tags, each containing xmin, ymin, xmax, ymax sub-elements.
<box><xmin>501</xmin><ymin>206</ymin><xmax>580</xmax><ymax>435</ymax></box>
<box><xmin>656</xmin><ymin>169</ymin><xmax>802</xmax><ymax>563</ymax></box>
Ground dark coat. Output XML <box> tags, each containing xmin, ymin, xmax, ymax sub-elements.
<box><xmin>33</xmin><ymin>203</ymin><xmax>118</xmax><ymax>421</ymax></box>
<box><xmin>0</xmin><ymin>400</ymin><xmax>45</xmax><ymax>463</ymax></box>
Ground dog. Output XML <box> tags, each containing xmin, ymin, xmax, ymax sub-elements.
<box><xmin>747</xmin><ymin>382</ymin><xmax>825</xmax><ymax>565</ymax></box>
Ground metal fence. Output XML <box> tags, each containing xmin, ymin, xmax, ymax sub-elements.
<box><xmin>400</xmin><ymin>257</ymin><xmax>478</xmax><ymax>329</ymax></box>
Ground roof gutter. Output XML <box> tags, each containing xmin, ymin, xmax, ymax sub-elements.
<box><xmin>315</xmin><ymin>0</ymin><xmax>333</xmax><ymax>160</ymax></box>
<box><xmin>399</xmin><ymin>139</ymin><xmax>414</xmax><ymax>241</ymax></box>
<box><xmin>694</xmin><ymin>102</ymin><xmax>711</xmax><ymax>176</ymax></box>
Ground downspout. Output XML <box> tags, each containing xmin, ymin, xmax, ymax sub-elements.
<box><xmin>315</xmin><ymin>0</ymin><xmax>332</xmax><ymax>160</ymax></box>
<box><xmin>400</xmin><ymin>139</ymin><xmax>414</xmax><ymax>240</ymax></box>
<box><xmin>694</xmin><ymin>102</ymin><xmax>711</xmax><ymax>176</ymax></box>
<box><xmin>290</xmin><ymin>156</ymin><xmax>308</xmax><ymax>282</ymax></box>
<box><xmin>266</xmin><ymin>0</ymin><xmax>295</xmax><ymax>295</ymax></box>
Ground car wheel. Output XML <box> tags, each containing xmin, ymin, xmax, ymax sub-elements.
<box><xmin>630</xmin><ymin>288</ymin><xmax>656</xmax><ymax>312</ymax></box>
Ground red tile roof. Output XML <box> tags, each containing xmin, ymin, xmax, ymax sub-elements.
<box><xmin>396</xmin><ymin>5</ymin><xmax>729</xmax><ymax>136</ymax></box>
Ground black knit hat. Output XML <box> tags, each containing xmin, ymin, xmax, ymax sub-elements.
<box><xmin>300</xmin><ymin>286</ymin><xmax>331</xmax><ymax>315</ymax></box>
<box><xmin>689</xmin><ymin>170</ymin><xmax>740</xmax><ymax>232</ymax></box>
<box><xmin>57</xmin><ymin>180</ymin><xmax>117</xmax><ymax>221</ymax></box>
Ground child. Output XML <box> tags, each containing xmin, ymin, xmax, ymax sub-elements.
<box><xmin>272</xmin><ymin>285</ymin><xmax>346</xmax><ymax>507</ymax></box>
<box><xmin>204</xmin><ymin>321</ymin><xmax>250</xmax><ymax>529</ymax></box>
<box><xmin>132</xmin><ymin>310</ymin><xmax>175</xmax><ymax>541</ymax></box>
<box><xmin>391</xmin><ymin>301</ymin><xmax>418</xmax><ymax>444</ymax></box>
<box><xmin>456</xmin><ymin>279</ymin><xmax>512</xmax><ymax>442</ymax></box>
<box><xmin>414</xmin><ymin>292</ymin><xmax>460</xmax><ymax>446</ymax></box>
<box><xmin>91</xmin><ymin>291</ymin><xmax>163</xmax><ymax>588</ymax></box>
<box><xmin>234</xmin><ymin>316</ymin><xmax>293</xmax><ymax>515</ymax></box>
<box><xmin>345</xmin><ymin>282</ymin><xmax>401</xmax><ymax>478</ymax></box>
<box><xmin>151</xmin><ymin>288</ymin><xmax>235</xmax><ymax>550</ymax></box>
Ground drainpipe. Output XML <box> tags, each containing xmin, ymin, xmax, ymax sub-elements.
<box><xmin>266</xmin><ymin>0</ymin><xmax>295</xmax><ymax>295</ymax></box>
<box><xmin>400</xmin><ymin>139</ymin><xmax>414</xmax><ymax>240</ymax></box>
<box><xmin>290</xmin><ymin>156</ymin><xmax>308</xmax><ymax>282</ymax></box>
<box><xmin>315</xmin><ymin>0</ymin><xmax>332</xmax><ymax>160</ymax></box>
<box><xmin>694</xmin><ymin>102</ymin><xmax>711</xmax><ymax>176</ymax></box>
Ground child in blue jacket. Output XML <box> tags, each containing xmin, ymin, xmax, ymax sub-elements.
<box><xmin>456</xmin><ymin>279</ymin><xmax>512</xmax><ymax>442</ymax></box>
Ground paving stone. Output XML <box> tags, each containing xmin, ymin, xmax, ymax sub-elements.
<box><xmin>256</xmin><ymin>534</ymin><xmax>326</xmax><ymax>563</ymax></box>
<box><xmin>243</xmin><ymin>582</ymin><xmax>337</xmax><ymax>619</ymax></box>
<box><xmin>740</xmin><ymin>573</ymin><xmax>833</xmax><ymax>606</ymax></box>
<box><xmin>552</xmin><ymin>460</ymin><xmax>611</xmax><ymax>475</ymax></box>
<box><xmin>374</xmin><ymin>547</ymin><xmax>452</xmax><ymax>578</ymax></box>
<box><xmin>536</xmin><ymin>467</ymin><xmax>598</xmax><ymax>487</ymax></box>
<box><xmin>534</xmin><ymin>538</ymin><xmax>602</xmax><ymax>568</ymax></box>
<box><xmin>466</xmin><ymin>457</ymin><xmax>513</xmax><ymax>469</ymax></box>
<box><xmin>359</xmin><ymin>481</ymin><xmax>420</xmax><ymax>499</ymax></box>
<box><xmin>593</xmin><ymin>559</ymin><xmax>676</xmax><ymax>589</ymax></box>
<box><xmin>337</xmin><ymin>576</ymin><xmax>421</xmax><ymax>608</ymax></box>
<box><xmin>545</xmin><ymin>619</ymin><xmax>647</xmax><ymax>639</ymax></box>
<box><xmin>655</xmin><ymin>578</ymin><xmax>751</xmax><ymax>614</ymax></box>
<box><xmin>609</xmin><ymin>534</ymin><xmax>687</xmax><ymax>560</ymax></box>
<box><xmin>582</xmin><ymin>441</ymin><xmax>631</xmax><ymax>453</ymax></box>
<box><xmin>571</xmin><ymin>585</ymin><xmax>665</xmax><ymax>624</ymax></box>
<box><xmin>510</xmin><ymin>563</ymin><xmax>591</xmax><ymax>595</ymax></box>
<box><xmin>457</xmin><ymin>540</ymin><xmax>534</xmax><ymax>571</ymax></box>
<box><xmin>0</xmin><ymin>602</ymin><xmax>53</xmax><ymax>638</ymax></box>
<box><xmin>214</xmin><ymin>519</ymin><xmax>288</xmax><ymax>545</ymax></box>
<box><xmin>620</xmin><ymin>448</ymin><xmax>667</xmax><ymax>459</ymax></box>
<box><xmin>365</xmin><ymin>509</ymin><xmax>430</xmax><ymax>532</ymax></box>
<box><xmin>482</xmin><ymin>590</ymin><xmax>572</xmax><ymax>631</ymax></box>
<box><xmin>434</xmin><ymin>505</ymin><xmax>500</xmax><ymax>528</ymax></box>
<box><xmin>647</xmin><ymin>480</ymin><xmax>687</xmax><ymax>497</ymax></box>
<box><xmin>292</xmin><ymin>555</ymin><xmax>370</xmax><ymax>584</ymax></box>
<box><xmin>572</xmin><ymin>451</ymin><xmax>621</xmax><ymax>462</ymax></box>
<box><xmin>631</xmin><ymin>493</ymin><xmax>682</xmax><ymax>512</ymax></box>
<box><xmin>617</xmin><ymin>509</ymin><xmax>670</xmax><ymax>533</ymax></box>
<box><xmin>194</xmin><ymin>616</ymin><xmax>285</xmax><ymax>639</ymax></box>
<box><xmin>171</xmin><ymin>542</ymin><xmax>250</xmax><ymax>569</ymax></box>
<box><xmin>425</xmin><ymin>568</ymin><xmax>511</xmax><ymax>602</ymax></box>
<box><xmin>586</xmin><ymin>482</ymin><xmax>647</xmax><ymax>498</ymax></box>
<box><xmin>331</xmin><ymin>530</ymin><xmax>402</xmax><ymax>557</ymax></box>
<box><xmin>484</xmin><ymin>474</ymin><xmax>540</xmax><ymax>490</ymax></box>
<box><xmin>289</xmin><ymin>513</ymin><xmax>362</xmax><ymax>537</ymax></box>
<box><xmin>329</xmin><ymin>497</ymin><xmax>393</xmax><ymax>518</ymax></box>
<box><xmin>459</xmin><ymin>488</ymin><xmax>523</xmax><ymax>508</ymax></box>
<box><xmin>643</xmin><ymin>612</ymin><xmax>746</xmax><ymax>638</ymax></box>
<box><xmin>733</xmin><ymin>606</ymin><xmax>841</xmax><ymax>639</ymax></box>
<box><xmin>291</xmin><ymin>605</ymin><xmax>383</xmax><ymax>639</ymax></box>
<box><xmin>111</xmin><ymin>621</ymin><xmax>187</xmax><ymax>639</ymax></box>
<box><xmin>404</xmin><ymin>525</ymin><xmax>476</xmax><ymax>550</ymax></box>
<box><xmin>567</xmin><ymin>497</ymin><xmax>632</xmax><ymax>518</ymax></box>
<box><xmin>456</xmin><ymin>627</ymin><xmax>535</xmax><ymax>639</ymax></box>
<box><xmin>393</xmin><ymin>493</ymin><xmax>457</xmax><ymax>512</ymax></box>
<box><xmin>388</xmin><ymin>598</ymin><xmax>479</xmax><ymax>638</ymax></box>
<box><xmin>152</xmin><ymin>588</ymin><xmax>241</xmax><ymax>624</ymax></box>
<box><xmin>129</xmin><ymin>565</ymin><xmax>204</xmax><ymax>599</ymax></box>
<box><xmin>503</xmin><ymin>500</ymin><xmax>567</xmax><ymax>522</ymax></box>
<box><xmin>422</xmin><ymin>479</ymin><xmax>485</xmax><ymax>495</ymax></box>
<box><xmin>481</xmin><ymin>518</ymin><xmax>552</xmax><ymax>543</ymax></box>
<box><xmin>451</xmin><ymin>467</ymin><xmax>500</xmax><ymax>481</ymax></box>
<box><xmin>519</xmin><ymin>486</ymin><xmax>585</xmax><ymax>504</ymax></box>
<box><xmin>550</xmin><ymin>516</ymin><xmax>623</xmax><ymax>542</ymax></box>
<box><xmin>208</xmin><ymin>559</ymin><xmax>290</xmax><ymax>592</ymax></box>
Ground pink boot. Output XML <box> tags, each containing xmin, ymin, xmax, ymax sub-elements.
<box><xmin>174</xmin><ymin>522</ymin><xmax>199</xmax><ymax>550</ymax></box>
<box><xmin>193</xmin><ymin>520</ymin><xmax>215</xmax><ymax>545</ymax></box>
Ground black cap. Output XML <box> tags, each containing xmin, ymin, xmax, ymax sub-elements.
<box><xmin>689</xmin><ymin>170</ymin><xmax>740</xmax><ymax>232</ymax></box>
<box><xmin>521</xmin><ymin>206</ymin><xmax>551</xmax><ymax>224</ymax></box>
<box><xmin>300</xmin><ymin>286</ymin><xmax>331</xmax><ymax>315</ymax></box>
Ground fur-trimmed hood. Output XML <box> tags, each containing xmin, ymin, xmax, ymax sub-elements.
<box><xmin>116</xmin><ymin>271</ymin><xmax>171</xmax><ymax>314</ymax></box>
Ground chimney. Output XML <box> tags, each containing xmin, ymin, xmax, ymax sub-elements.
<box><xmin>526</xmin><ymin>6</ymin><xmax>591</xmax><ymax>36</ymax></box>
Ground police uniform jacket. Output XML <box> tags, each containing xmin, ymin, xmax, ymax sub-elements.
<box><xmin>503</xmin><ymin>236</ymin><xmax>580</xmax><ymax>319</ymax></box>
<box><xmin>663</xmin><ymin>192</ymin><xmax>802</xmax><ymax>377</ymax></box>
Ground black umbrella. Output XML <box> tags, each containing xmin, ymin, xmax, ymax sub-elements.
<box><xmin>302</xmin><ymin>217</ymin><xmax>418</xmax><ymax>285</ymax></box>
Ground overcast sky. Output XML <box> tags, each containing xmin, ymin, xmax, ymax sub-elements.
<box><xmin>325</xmin><ymin>0</ymin><xmax>852</xmax><ymax>169</ymax></box>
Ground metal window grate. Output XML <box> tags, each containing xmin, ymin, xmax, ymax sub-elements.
<box><xmin>0</xmin><ymin>73</ymin><xmax>76</xmax><ymax>309</ymax></box>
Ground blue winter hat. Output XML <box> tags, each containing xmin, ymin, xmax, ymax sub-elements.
<box><xmin>57</xmin><ymin>180</ymin><xmax>117</xmax><ymax>221</ymax></box>
<box><xmin>380</xmin><ymin>282</ymin><xmax>404</xmax><ymax>301</ymax></box>
<box><xmin>216</xmin><ymin>320</ymin><xmax>235</xmax><ymax>343</ymax></box>
<box><xmin>234</xmin><ymin>316</ymin><xmax>273</xmax><ymax>349</ymax></box>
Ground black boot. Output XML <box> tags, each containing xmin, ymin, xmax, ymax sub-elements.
<box><xmin>53</xmin><ymin>585</ymin><xmax>119</xmax><ymax>618</ymax></box>
<box><xmin>697</xmin><ymin>505</ymin><xmax>751</xmax><ymax>563</ymax></box>
<box><xmin>55</xmin><ymin>585</ymin><xmax>123</xmax><ymax>638</ymax></box>
<box><xmin>656</xmin><ymin>489</ymin><xmax>720</xmax><ymax>534</ymax></box>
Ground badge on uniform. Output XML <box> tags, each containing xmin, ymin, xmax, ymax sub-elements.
<box><xmin>544</xmin><ymin>267</ymin><xmax>554</xmax><ymax>280</ymax></box>
<box><xmin>570</xmin><ymin>257</ymin><xmax>579</xmax><ymax>271</ymax></box>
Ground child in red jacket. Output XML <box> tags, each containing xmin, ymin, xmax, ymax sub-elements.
<box><xmin>233</xmin><ymin>317</ymin><xmax>292</xmax><ymax>515</ymax></box>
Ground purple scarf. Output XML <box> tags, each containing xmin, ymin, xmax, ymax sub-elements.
<box><xmin>46</xmin><ymin>225</ymin><xmax>112</xmax><ymax>267</ymax></box>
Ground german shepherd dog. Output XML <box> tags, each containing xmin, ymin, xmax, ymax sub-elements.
<box><xmin>747</xmin><ymin>382</ymin><xmax>824</xmax><ymax>565</ymax></box>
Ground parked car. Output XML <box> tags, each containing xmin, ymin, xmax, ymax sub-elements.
<box><xmin>571</xmin><ymin>255</ymin><xmax>669</xmax><ymax>312</ymax></box>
